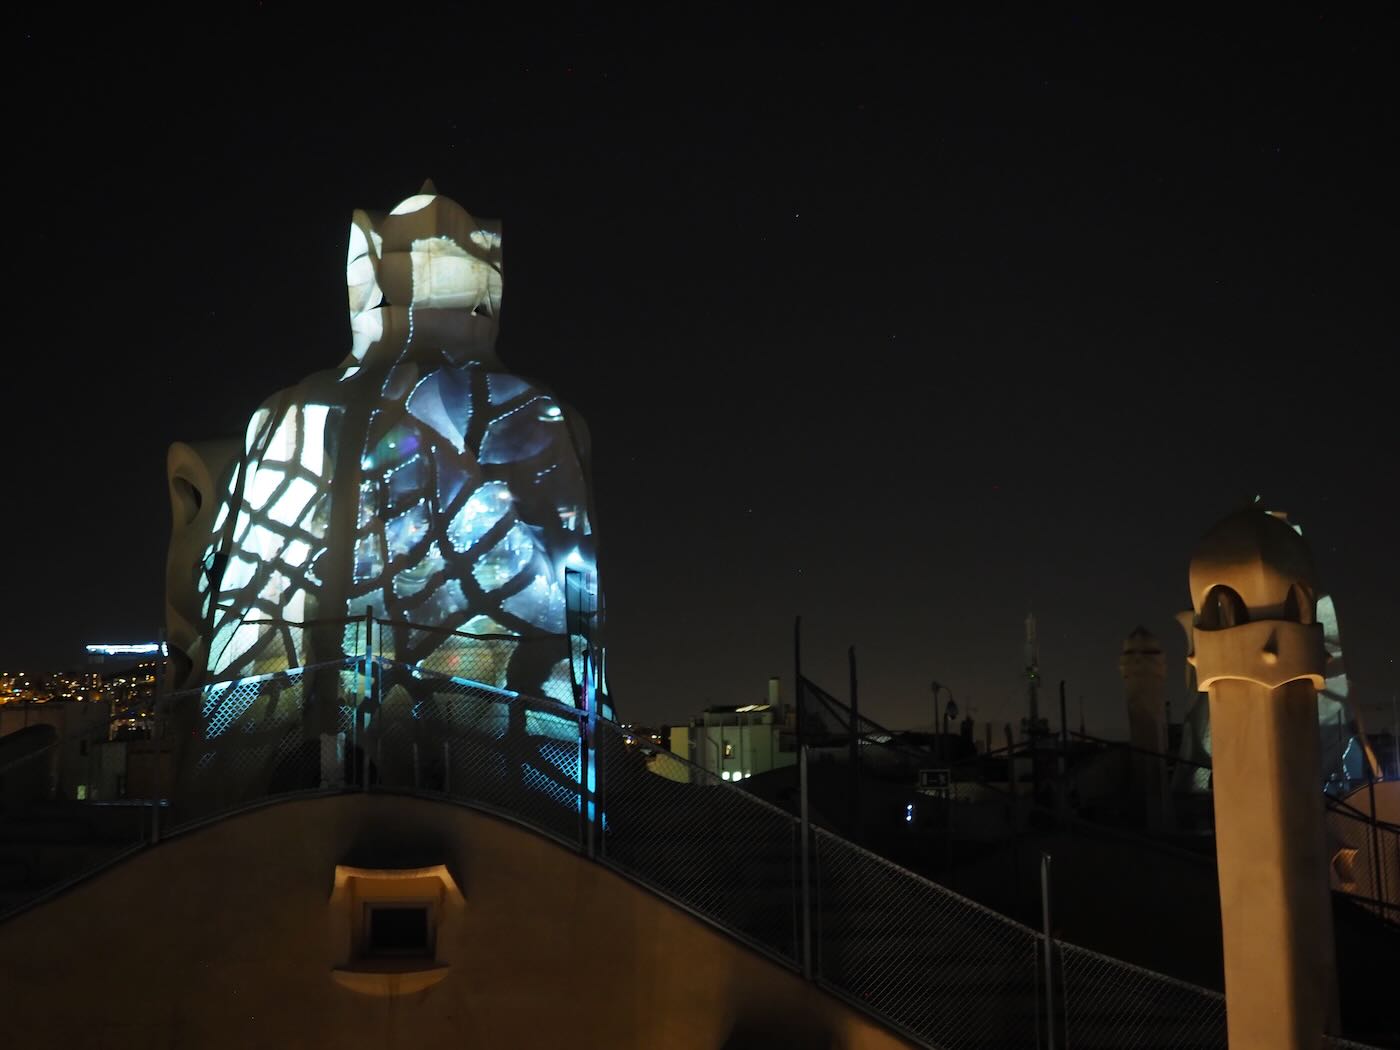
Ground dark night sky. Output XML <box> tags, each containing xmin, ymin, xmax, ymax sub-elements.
<box><xmin>6</xmin><ymin>9</ymin><xmax>1397</xmax><ymax>738</ymax></box>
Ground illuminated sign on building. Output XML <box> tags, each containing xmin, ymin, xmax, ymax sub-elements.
<box><xmin>85</xmin><ymin>643</ymin><xmax>167</xmax><ymax>657</ymax></box>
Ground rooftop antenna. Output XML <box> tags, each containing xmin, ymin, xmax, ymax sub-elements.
<box><xmin>1024</xmin><ymin>606</ymin><xmax>1041</xmax><ymax>731</ymax></box>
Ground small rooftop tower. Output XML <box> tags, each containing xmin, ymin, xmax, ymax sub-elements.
<box><xmin>1187</xmin><ymin>508</ymin><xmax>1337</xmax><ymax>1045</ymax></box>
<box><xmin>1120</xmin><ymin>626</ymin><xmax>1170</xmax><ymax>830</ymax></box>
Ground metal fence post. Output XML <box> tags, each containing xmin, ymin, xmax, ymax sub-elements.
<box><xmin>1041</xmin><ymin>851</ymin><xmax>1056</xmax><ymax>1050</ymax></box>
<box><xmin>1366</xmin><ymin>768</ymin><xmax>1383</xmax><ymax>904</ymax></box>
<box><xmin>800</xmin><ymin>743</ymin><xmax>813</xmax><ymax>980</ymax></box>
<box><xmin>150</xmin><ymin>797</ymin><xmax>160</xmax><ymax>845</ymax></box>
<box><xmin>362</xmin><ymin>615</ymin><xmax>373</xmax><ymax>793</ymax></box>
<box><xmin>577</xmin><ymin>714</ymin><xmax>587</xmax><ymax>855</ymax></box>
<box><xmin>583</xmin><ymin>715</ymin><xmax>596</xmax><ymax>861</ymax></box>
<box><xmin>595</xmin><ymin>714</ymin><xmax>607</xmax><ymax>859</ymax></box>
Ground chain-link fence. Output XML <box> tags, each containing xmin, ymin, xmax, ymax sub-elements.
<box><xmin>165</xmin><ymin>659</ymin><xmax>354</xmax><ymax>834</ymax></box>
<box><xmin>1326</xmin><ymin>797</ymin><xmax>1400</xmax><ymax>925</ymax></box>
<box><xmin>0</xmin><ymin>714</ymin><xmax>154</xmax><ymax>919</ymax></box>
<box><xmin>814</xmin><ymin>827</ymin><xmax>1041</xmax><ymax>1048</ymax></box>
<box><xmin>373</xmin><ymin>660</ymin><xmax>587</xmax><ymax>848</ymax></box>
<box><xmin>1058</xmin><ymin>941</ymin><xmax>1227</xmax><ymax>1049</ymax></box>
<box><xmin>0</xmin><ymin>731</ymin><xmax>60</xmax><ymax>790</ymax></box>
<box><xmin>370</xmin><ymin>617</ymin><xmax>579</xmax><ymax>707</ymax></box>
<box><xmin>597</xmin><ymin>718</ymin><xmax>801</xmax><ymax>964</ymax></box>
<box><xmin>2</xmin><ymin>628</ymin><xmax>1393</xmax><ymax>1049</ymax></box>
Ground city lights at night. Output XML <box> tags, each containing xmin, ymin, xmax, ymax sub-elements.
<box><xmin>1</xmin><ymin>9</ymin><xmax>1395</xmax><ymax>1050</ymax></box>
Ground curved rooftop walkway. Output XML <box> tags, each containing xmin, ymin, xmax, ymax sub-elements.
<box><xmin>0</xmin><ymin>656</ymin><xmax>1385</xmax><ymax>1049</ymax></box>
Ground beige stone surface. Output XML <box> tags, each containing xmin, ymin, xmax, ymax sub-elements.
<box><xmin>1210</xmin><ymin>680</ymin><xmax>1339</xmax><ymax>1048</ymax></box>
<box><xmin>0</xmin><ymin>795</ymin><xmax>914</xmax><ymax>1050</ymax></box>
<box><xmin>163</xmin><ymin>437</ymin><xmax>240</xmax><ymax>690</ymax></box>
<box><xmin>1189</xmin><ymin>509</ymin><xmax>1338</xmax><ymax>1049</ymax></box>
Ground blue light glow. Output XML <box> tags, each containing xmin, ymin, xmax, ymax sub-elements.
<box><xmin>171</xmin><ymin>189</ymin><xmax>607</xmax><ymax>717</ymax></box>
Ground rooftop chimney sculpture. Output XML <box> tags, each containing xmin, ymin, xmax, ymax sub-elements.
<box><xmin>165</xmin><ymin>185</ymin><xmax>604</xmax><ymax>728</ymax></box>
<box><xmin>1186</xmin><ymin>508</ymin><xmax>1337</xmax><ymax>1047</ymax></box>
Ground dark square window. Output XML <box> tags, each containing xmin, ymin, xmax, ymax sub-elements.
<box><xmin>366</xmin><ymin>906</ymin><xmax>430</xmax><ymax>957</ymax></box>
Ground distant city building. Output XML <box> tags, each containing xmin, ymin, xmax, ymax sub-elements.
<box><xmin>0</xmin><ymin>701</ymin><xmax>111</xmax><ymax>800</ymax></box>
<box><xmin>0</xmin><ymin>669</ymin><xmax>104</xmax><ymax>706</ymax></box>
<box><xmin>98</xmin><ymin>660</ymin><xmax>163</xmax><ymax>725</ymax></box>
<box><xmin>669</xmin><ymin>677</ymin><xmax>797</xmax><ymax>782</ymax></box>
<box><xmin>0</xmin><ymin>642</ymin><xmax>169</xmax><ymax>801</ymax></box>
<box><xmin>83</xmin><ymin>642</ymin><xmax>167</xmax><ymax>723</ymax></box>
<box><xmin>620</xmin><ymin>725</ymin><xmax>666</xmax><ymax>748</ymax></box>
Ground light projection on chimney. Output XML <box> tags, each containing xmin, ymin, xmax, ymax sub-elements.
<box><xmin>170</xmin><ymin>185</ymin><xmax>607</xmax><ymax>723</ymax></box>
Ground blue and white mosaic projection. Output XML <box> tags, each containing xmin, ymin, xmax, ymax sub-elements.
<box><xmin>185</xmin><ymin>188</ymin><xmax>606</xmax><ymax>716</ymax></box>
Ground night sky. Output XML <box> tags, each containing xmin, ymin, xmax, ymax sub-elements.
<box><xmin>7</xmin><ymin>10</ymin><xmax>1397</xmax><ymax>738</ymax></box>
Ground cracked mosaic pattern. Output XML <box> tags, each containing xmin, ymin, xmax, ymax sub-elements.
<box><xmin>168</xmin><ymin>187</ymin><xmax>607</xmax><ymax>731</ymax></box>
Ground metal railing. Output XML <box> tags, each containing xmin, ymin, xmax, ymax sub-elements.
<box><xmin>1326</xmin><ymin>796</ymin><xmax>1400</xmax><ymax>924</ymax></box>
<box><xmin>813</xmin><ymin>827</ymin><xmax>1043</xmax><ymax>1048</ymax></box>
<box><xmin>0</xmin><ymin>734</ymin><xmax>60</xmax><ymax>780</ymax></box>
<box><xmin>1</xmin><ymin>626</ymin><xmax>1388</xmax><ymax>1049</ymax></box>
<box><xmin>1057</xmin><ymin>942</ymin><xmax>1226</xmax><ymax>1049</ymax></box>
